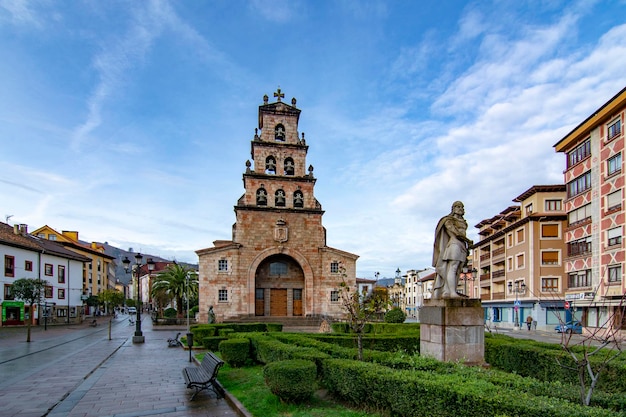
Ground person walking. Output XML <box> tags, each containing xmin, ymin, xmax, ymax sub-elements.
<box><xmin>526</xmin><ymin>315</ymin><xmax>533</xmax><ymax>331</ymax></box>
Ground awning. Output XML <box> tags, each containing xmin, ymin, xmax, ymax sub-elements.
<box><xmin>539</xmin><ymin>300</ymin><xmax>565</xmax><ymax>308</ymax></box>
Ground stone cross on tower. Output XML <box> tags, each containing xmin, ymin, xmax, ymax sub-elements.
<box><xmin>274</xmin><ymin>88</ymin><xmax>284</xmax><ymax>102</ymax></box>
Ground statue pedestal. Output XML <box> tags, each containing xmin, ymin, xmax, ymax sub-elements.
<box><xmin>420</xmin><ymin>298</ymin><xmax>484</xmax><ymax>365</ymax></box>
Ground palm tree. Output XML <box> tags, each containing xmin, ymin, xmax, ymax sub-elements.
<box><xmin>151</xmin><ymin>263</ymin><xmax>198</xmax><ymax>317</ymax></box>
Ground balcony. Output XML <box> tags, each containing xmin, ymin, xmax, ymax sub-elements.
<box><xmin>480</xmin><ymin>253</ymin><xmax>491</xmax><ymax>262</ymax></box>
<box><xmin>492</xmin><ymin>291</ymin><xmax>505</xmax><ymax>300</ymax></box>
<box><xmin>492</xmin><ymin>270</ymin><xmax>505</xmax><ymax>278</ymax></box>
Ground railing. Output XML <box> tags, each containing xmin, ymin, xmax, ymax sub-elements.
<box><xmin>492</xmin><ymin>292</ymin><xmax>505</xmax><ymax>300</ymax></box>
<box><xmin>492</xmin><ymin>247</ymin><xmax>505</xmax><ymax>257</ymax></box>
<box><xmin>480</xmin><ymin>253</ymin><xmax>491</xmax><ymax>261</ymax></box>
<box><xmin>492</xmin><ymin>270</ymin><xmax>505</xmax><ymax>278</ymax></box>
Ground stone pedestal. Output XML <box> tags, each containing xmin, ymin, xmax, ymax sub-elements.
<box><xmin>132</xmin><ymin>335</ymin><xmax>145</xmax><ymax>344</ymax></box>
<box><xmin>420</xmin><ymin>298</ymin><xmax>484</xmax><ymax>365</ymax></box>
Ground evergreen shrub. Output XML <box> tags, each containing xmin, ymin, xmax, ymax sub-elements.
<box><xmin>163</xmin><ymin>307</ymin><xmax>177</xmax><ymax>318</ymax></box>
<box><xmin>384</xmin><ymin>308</ymin><xmax>407</xmax><ymax>323</ymax></box>
<box><xmin>219</xmin><ymin>338</ymin><xmax>250</xmax><ymax>367</ymax></box>
<box><xmin>201</xmin><ymin>336</ymin><xmax>226</xmax><ymax>351</ymax></box>
<box><xmin>263</xmin><ymin>359</ymin><xmax>317</xmax><ymax>403</ymax></box>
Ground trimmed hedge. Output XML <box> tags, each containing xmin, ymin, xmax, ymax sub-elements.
<box><xmin>219</xmin><ymin>338</ymin><xmax>250</xmax><ymax>367</ymax></box>
<box><xmin>321</xmin><ymin>358</ymin><xmax>622</xmax><ymax>417</ymax></box>
<box><xmin>263</xmin><ymin>359</ymin><xmax>317</xmax><ymax>403</ymax></box>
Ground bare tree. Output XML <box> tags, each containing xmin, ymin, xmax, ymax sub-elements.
<box><xmin>337</xmin><ymin>264</ymin><xmax>388</xmax><ymax>360</ymax></box>
<box><xmin>551</xmin><ymin>283</ymin><xmax>624</xmax><ymax>406</ymax></box>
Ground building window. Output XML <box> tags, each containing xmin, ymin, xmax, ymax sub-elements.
<box><xmin>545</xmin><ymin>200</ymin><xmax>562</xmax><ymax>211</ymax></box>
<box><xmin>330</xmin><ymin>290</ymin><xmax>339</xmax><ymax>302</ymax></box>
<box><xmin>568</xmin><ymin>203</ymin><xmax>592</xmax><ymax>226</ymax></box>
<box><xmin>541</xmin><ymin>224</ymin><xmax>559</xmax><ymax>238</ymax></box>
<box><xmin>567</xmin><ymin>171</ymin><xmax>592</xmax><ymax>198</ymax></box>
<box><xmin>607</xmin><ymin>153</ymin><xmax>622</xmax><ymax>176</ymax></box>
<box><xmin>256</xmin><ymin>188</ymin><xmax>268</xmax><ymax>206</ymax></box>
<box><xmin>507</xmin><ymin>233</ymin><xmax>513</xmax><ymax>247</ymax></box>
<box><xmin>270</xmin><ymin>262</ymin><xmax>287</xmax><ymax>275</ymax></box>
<box><xmin>48</xmin><ymin>234</ymin><xmax>57</xmax><ymax>241</ymax></box>
<box><xmin>541</xmin><ymin>277</ymin><xmax>559</xmax><ymax>292</ymax></box>
<box><xmin>265</xmin><ymin>156</ymin><xmax>276</xmax><ymax>174</ymax></box>
<box><xmin>58</xmin><ymin>288</ymin><xmax>65</xmax><ymax>299</ymax></box>
<box><xmin>25</xmin><ymin>260</ymin><xmax>33</xmax><ymax>271</ymax></box>
<box><xmin>293</xmin><ymin>190</ymin><xmax>304</xmax><ymax>208</ymax></box>
<box><xmin>567</xmin><ymin>236</ymin><xmax>592</xmax><ymax>257</ymax></box>
<box><xmin>37</xmin><ymin>233</ymin><xmax>45</xmax><ymax>238</ymax></box>
<box><xmin>4</xmin><ymin>284</ymin><xmax>13</xmax><ymax>300</ymax></box>
<box><xmin>218</xmin><ymin>289</ymin><xmax>228</xmax><ymax>302</ymax></box>
<box><xmin>607</xmin><ymin>190</ymin><xmax>621</xmax><ymax>211</ymax></box>
<box><xmin>56</xmin><ymin>308</ymin><xmax>67</xmax><ymax>317</ymax></box>
<box><xmin>218</xmin><ymin>260</ymin><xmax>228</xmax><ymax>272</ymax></box>
<box><xmin>58</xmin><ymin>265</ymin><xmax>66</xmax><ymax>284</ymax></box>
<box><xmin>516</xmin><ymin>254</ymin><xmax>525</xmax><ymax>269</ymax></box>
<box><xmin>507</xmin><ymin>257</ymin><xmax>513</xmax><ymax>271</ymax></box>
<box><xmin>45</xmin><ymin>286</ymin><xmax>53</xmax><ymax>298</ymax></box>
<box><xmin>608</xmin><ymin>265</ymin><xmax>622</xmax><ymax>283</ymax></box>
<box><xmin>607</xmin><ymin>119</ymin><xmax>621</xmax><ymax>140</ymax></box>
<box><xmin>541</xmin><ymin>251</ymin><xmax>559</xmax><ymax>265</ymax></box>
<box><xmin>45</xmin><ymin>264</ymin><xmax>53</xmax><ymax>276</ymax></box>
<box><xmin>567</xmin><ymin>138</ymin><xmax>591</xmax><ymax>167</ymax></box>
<box><xmin>330</xmin><ymin>262</ymin><xmax>339</xmax><ymax>274</ymax></box>
<box><xmin>284</xmin><ymin>158</ymin><xmax>295</xmax><ymax>176</ymax></box>
<box><xmin>4</xmin><ymin>255</ymin><xmax>15</xmax><ymax>277</ymax></box>
<box><xmin>516</xmin><ymin>229</ymin><xmax>524</xmax><ymax>244</ymax></box>
<box><xmin>525</xmin><ymin>203</ymin><xmax>533</xmax><ymax>215</ymax></box>
<box><xmin>275</xmin><ymin>189</ymin><xmax>286</xmax><ymax>207</ymax></box>
<box><xmin>568</xmin><ymin>270</ymin><xmax>591</xmax><ymax>288</ymax></box>
<box><xmin>608</xmin><ymin>227</ymin><xmax>622</xmax><ymax>247</ymax></box>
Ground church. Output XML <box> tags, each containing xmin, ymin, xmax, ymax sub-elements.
<box><xmin>196</xmin><ymin>89</ymin><xmax>358</xmax><ymax>322</ymax></box>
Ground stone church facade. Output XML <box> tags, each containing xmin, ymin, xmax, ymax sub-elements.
<box><xmin>196</xmin><ymin>90</ymin><xmax>358</xmax><ymax>322</ymax></box>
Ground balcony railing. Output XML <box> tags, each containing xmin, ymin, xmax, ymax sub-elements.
<box><xmin>492</xmin><ymin>270</ymin><xmax>505</xmax><ymax>278</ymax></box>
<box><xmin>492</xmin><ymin>247</ymin><xmax>505</xmax><ymax>257</ymax></box>
<box><xmin>480</xmin><ymin>253</ymin><xmax>491</xmax><ymax>261</ymax></box>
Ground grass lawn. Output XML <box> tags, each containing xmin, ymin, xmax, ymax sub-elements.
<box><xmin>218</xmin><ymin>362</ymin><xmax>382</xmax><ymax>417</ymax></box>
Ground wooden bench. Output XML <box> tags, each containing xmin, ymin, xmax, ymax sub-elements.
<box><xmin>182</xmin><ymin>352</ymin><xmax>224</xmax><ymax>400</ymax></box>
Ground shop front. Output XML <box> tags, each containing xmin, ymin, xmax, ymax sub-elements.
<box><xmin>2</xmin><ymin>301</ymin><xmax>25</xmax><ymax>326</ymax></box>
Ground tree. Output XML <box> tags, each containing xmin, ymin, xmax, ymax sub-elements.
<box><xmin>10</xmin><ymin>278</ymin><xmax>48</xmax><ymax>342</ymax></box>
<box><xmin>337</xmin><ymin>265</ymin><xmax>388</xmax><ymax>360</ymax></box>
<box><xmin>151</xmin><ymin>263</ymin><xmax>198</xmax><ymax>317</ymax></box>
<box><xmin>550</xmin><ymin>286</ymin><xmax>624</xmax><ymax>406</ymax></box>
<box><xmin>99</xmin><ymin>289</ymin><xmax>124</xmax><ymax>314</ymax></box>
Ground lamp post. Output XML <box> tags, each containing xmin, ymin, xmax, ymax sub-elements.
<box><xmin>460</xmin><ymin>267</ymin><xmax>477</xmax><ymax>297</ymax></box>
<box><xmin>122</xmin><ymin>253</ymin><xmax>155</xmax><ymax>344</ymax></box>
<box><xmin>508</xmin><ymin>281</ymin><xmax>526</xmax><ymax>329</ymax></box>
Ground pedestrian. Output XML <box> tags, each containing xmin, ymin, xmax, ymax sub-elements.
<box><xmin>526</xmin><ymin>315</ymin><xmax>532</xmax><ymax>331</ymax></box>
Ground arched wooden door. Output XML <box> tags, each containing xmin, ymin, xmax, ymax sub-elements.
<box><xmin>255</xmin><ymin>254</ymin><xmax>304</xmax><ymax>317</ymax></box>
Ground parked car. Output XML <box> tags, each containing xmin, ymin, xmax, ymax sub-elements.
<box><xmin>555</xmin><ymin>321</ymin><xmax>583</xmax><ymax>334</ymax></box>
<box><xmin>127</xmin><ymin>307</ymin><xmax>137</xmax><ymax>314</ymax></box>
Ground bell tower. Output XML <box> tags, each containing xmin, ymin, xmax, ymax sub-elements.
<box><xmin>197</xmin><ymin>89</ymin><xmax>358</xmax><ymax>322</ymax></box>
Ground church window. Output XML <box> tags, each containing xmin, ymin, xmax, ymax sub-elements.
<box><xmin>293</xmin><ymin>191</ymin><xmax>304</xmax><ymax>208</ymax></box>
<box><xmin>284</xmin><ymin>158</ymin><xmax>295</xmax><ymax>175</ymax></box>
<box><xmin>218</xmin><ymin>289</ymin><xmax>228</xmax><ymax>302</ymax></box>
<box><xmin>275</xmin><ymin>124</ymin><xmax>286</xmax><ymax>141</ymax></box>
<box><xmin>218</xmin><ymin>259</ymin><xmax>228</xmax><ymax>271</ymax></box>
<box><xmin>265</xmin><ymin>156</ymin><xmax>276</xmax><ymax>174</ymax></box>
<box><xmin>256</xmin><ymin>188</ymin><xmax>267</xmax><ymax>206</ymax></box>
<box><xmin>270</xmin><ymin>262</ymin><xmax>288</xmax><ymax>275</ymax></box>
<box><xmin>330</xmin><ymin>290</ymin><xmax>339</xmax><ymax>302</ymax></box>
<box><xmin>330</xmin><ymin>262</ymin><xmax>339</xmax><ymax>274</ymax></box>
<box><xmin>275</xmin><ymin>189</ymin><xmax>286</xmax><ymax>207</ymax></box>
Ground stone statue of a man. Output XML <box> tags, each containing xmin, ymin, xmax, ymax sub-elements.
<box><xmin>432</xmin><ymin>201</ymin><xmax>473</xmax><ymax>299</ymax></box>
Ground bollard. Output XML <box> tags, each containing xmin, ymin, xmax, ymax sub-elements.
<box><xmin>186</xmin><ymin>332</ymin><xmax>194</xmax><ymax>362</ymax></box>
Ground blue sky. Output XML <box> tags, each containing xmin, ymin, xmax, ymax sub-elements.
<box><xmin>2</xmin><ymin>0</ymin><xmax>626</xmax><ymax>279</ymax></box>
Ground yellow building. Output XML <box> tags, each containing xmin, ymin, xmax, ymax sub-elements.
<box><xmin>31</xmin><ymin>226</ymin><xmax>115</xmax><ymax>300</ymax></box>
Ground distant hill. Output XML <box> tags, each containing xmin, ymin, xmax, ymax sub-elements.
<box><xmin>97</xmin><ymin>242</ymin><xmax>197</xmax><ymax>285</ymax></box>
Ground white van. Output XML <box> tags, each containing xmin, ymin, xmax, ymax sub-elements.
<box><xmin>127</xmin><ymin>307</ymin><xmax>137</xmax><ymax>314</ymax></box>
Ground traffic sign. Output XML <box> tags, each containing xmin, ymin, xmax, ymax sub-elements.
<box><xmin>565</xmin><ymin>301</ymin><xmax>570</xmax><ymax>309</ymax></box>
<box><xmin>514</xmin><ymin>300</ymin><xmax>521</xmax><ymax>307</ymax></box>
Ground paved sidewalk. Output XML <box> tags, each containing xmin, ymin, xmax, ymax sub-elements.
<box><xmin>0</xmin><ymin>316</ymin><xmax>242</xmax><ymax>417</ymax></box>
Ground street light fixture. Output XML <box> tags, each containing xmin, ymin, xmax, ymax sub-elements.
<box><xmin>508</xmin><ymin>281</ymin><xmax>526</xmax><ymax>329</ymax></box>
<box><xmin>122</xmin><ymin>253</ymin><xmax>155</xmax><ymax>344</ymax></box>
<box><xmin>460</xmin><ymin>267</ymin><xmax>478</xmax><ymax>297</ymax></box>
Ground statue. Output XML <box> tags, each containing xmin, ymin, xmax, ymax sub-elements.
<box><xmin>208</xmin><ymin>305</ymin><xmax>216</xmax><ymax>324</ymax></box>
<box><xmin>432</xmin><ymin>201</ymin><xmax>473</xmax><ymax>299</ymax></box>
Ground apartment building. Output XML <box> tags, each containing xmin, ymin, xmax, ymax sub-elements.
<box><xmin>1</xmin><ymin>223</ymin><xmax>90</xmax><ymax>326</ymax></box>
<box><xmin>554</xmin><ymin>87</ymin><xmax>625</xmax><ymax>333</ymax></box>
<box><xmin>474</xmin><ymin>185</ymin><xmax>568</xmax><ymax>330</ymax></box>
<box><xmin>31</xmin><ymin>226</ymin><xmax>115</xmax><ymax>299</ymax></box>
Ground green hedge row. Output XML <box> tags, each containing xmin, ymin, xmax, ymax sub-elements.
<box><xmin>320</xmin><ymin>358</ymin><xmax>622</xmax><ymax>417</ymax></box>
<box><xmin>330</xmin><ymin>322</ymin><xmax>420</xmax><ymax>334</ymax></box>
<box><xmin>485</xmin><ymin>334</ymin><xmax>626</xmax><ymax>393</ymax></box>
<box><xmin>191</xmin><ymin>322</ymin><xmax>282</xmax><ymax>341</ymax></box>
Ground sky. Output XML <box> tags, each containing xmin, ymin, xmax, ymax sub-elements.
<box><xmin>2</xmin><ymin>0</ymin><xmax>626</xmax><ymax>280</ymax></box>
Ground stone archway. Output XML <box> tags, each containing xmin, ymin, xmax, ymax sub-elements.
<box><xmin>254</xmin><ymin>254</ymin><xmax>305</xmax><ymax>317</ymax></box>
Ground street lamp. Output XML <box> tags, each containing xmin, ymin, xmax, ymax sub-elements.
<box><xmin>460</xmin><ymin>267</ymin><xmax>477</xmax><ymax>297</ymax></box>
<box><xmin>508</xmin><ymin>281</ymin><xmax>526</xmax><ymax>329</ymax></box>
<box><xmin>122</xmin><ymin>253</ymin><xmax>155</xmax><ymax>344</ymax></box>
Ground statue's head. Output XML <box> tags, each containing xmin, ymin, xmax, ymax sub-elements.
<box><xmin>451</xmin><ymin>201</ymin><xmax>464</xmax><ymax>215</ymax></box>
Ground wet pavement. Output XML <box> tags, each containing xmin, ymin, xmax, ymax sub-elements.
<box><xmin>0</xmin><ymin>314</ymin><xmax>243</xmax><ymax>417</ymax></box>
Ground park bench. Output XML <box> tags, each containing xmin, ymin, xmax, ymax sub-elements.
<box><xmin>182</xmin><ymin>351</ymin><xmax>224</xmax><ymax>400</ymax></box>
